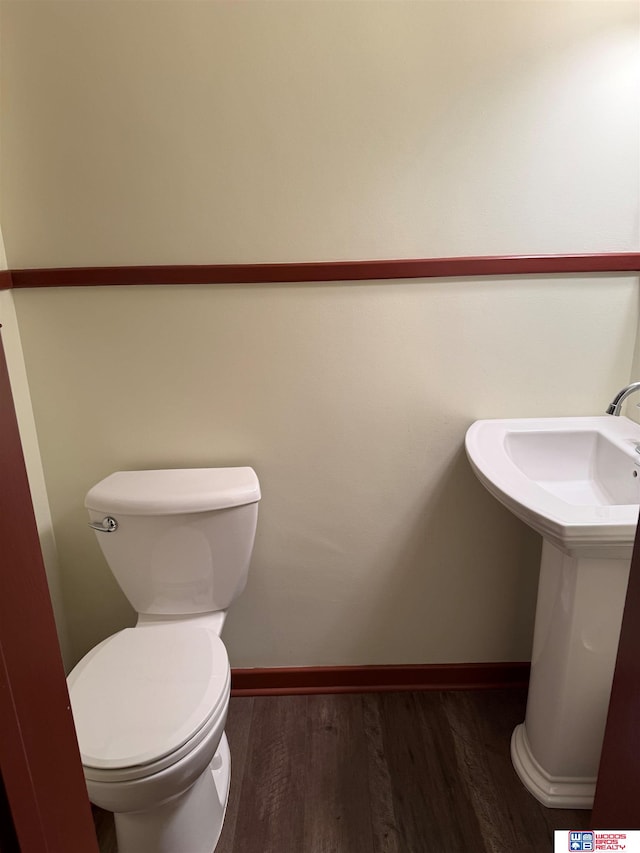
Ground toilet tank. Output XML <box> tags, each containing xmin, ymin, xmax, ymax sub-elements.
<box><xmin>85</xmin><ymin>468</ymin><xmax>260</xmax><ymax>616</ymax></box>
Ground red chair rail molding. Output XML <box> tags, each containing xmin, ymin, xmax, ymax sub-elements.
<box><xmin>2</xmin><ymin>252</ymin><xmax>640</xmax><ymax>289</ymax></box>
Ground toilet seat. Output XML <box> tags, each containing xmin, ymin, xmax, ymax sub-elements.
<box><xmin>68</xmin><ymin>625</ymin><xmax>230</xmax><ymax>782</ymax></box>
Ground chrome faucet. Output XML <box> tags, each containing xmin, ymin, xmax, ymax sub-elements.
<box><xmin>606</xmin><ymin>381</ymin><xmax>640</xmax><ymax>416</ymax></box>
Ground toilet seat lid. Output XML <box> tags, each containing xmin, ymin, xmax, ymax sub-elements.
<box><xmin>67</xmin><ymin>626</ymin><xmax>229</xmax><ymax>770</ymax></box>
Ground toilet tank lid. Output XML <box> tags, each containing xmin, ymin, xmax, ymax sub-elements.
<box><xmin>85</xmin><ymin>467</ymin><xmax>260</xmax><ymax>515</ymax></box>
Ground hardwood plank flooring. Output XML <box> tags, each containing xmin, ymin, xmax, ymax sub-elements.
<box><xmin>93</xmin><ymin>689</ymin><xmax>590</xmax><ymax>852</ymax></box>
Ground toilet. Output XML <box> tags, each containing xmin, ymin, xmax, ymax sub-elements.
<box><xmin>67</xmin><ymin>467</ymin><xmax>261</xmax><ymax>853</ymax></box>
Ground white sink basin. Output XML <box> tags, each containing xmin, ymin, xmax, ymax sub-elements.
<box><xmin>465</xmin><ymin>416</ymin><xmax>640</xmax><ymax>557</ymax></box>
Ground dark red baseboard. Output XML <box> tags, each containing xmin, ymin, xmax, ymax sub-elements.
<box><xmin>230</xmin><ymin>661</ymin><xmax>530</xmax><ymax>696</ymax></box>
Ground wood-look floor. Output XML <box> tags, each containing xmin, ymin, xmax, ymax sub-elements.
<box><xmin>94</xmin><ymin>689</ymin><xmax>590</xmax><ymax>853</ymax></box>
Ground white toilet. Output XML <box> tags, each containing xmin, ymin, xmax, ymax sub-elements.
<box><xmin>67</xmin><ymin>467</ymin><xmax>261</xmax><ymax>853</ymax></box>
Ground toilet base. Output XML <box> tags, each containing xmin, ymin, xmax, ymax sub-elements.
<box><xmin>114</xmin><ymin>732</ymin><xmax>231</xmax><ymax>853</ymax></box>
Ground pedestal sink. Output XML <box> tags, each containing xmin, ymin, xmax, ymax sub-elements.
<box><xmin>465</xmin><ymin>416</ymin><xmax>640</xmax><ymax>808</ymax></box>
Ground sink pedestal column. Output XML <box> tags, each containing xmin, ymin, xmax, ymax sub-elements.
<box><xmin>511</xmin><ymin>540</ymin><xmax>630</xmax><ymax>809</ymax></box>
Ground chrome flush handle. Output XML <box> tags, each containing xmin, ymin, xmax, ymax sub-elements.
<box><xmin>88</xmin><ymin>516</ymin><xmax>118</xmax><ymax>533</ymax></box>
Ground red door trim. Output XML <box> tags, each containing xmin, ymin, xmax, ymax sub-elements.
<box><xmin>0</xmin><ymin>329</ymin><xmax>98</xmax><ymax>852</ymax></box>
<box><xmin>592</xmin><ymin>518</ymin><xmax>640</xmax><ymax>828</ymax></box>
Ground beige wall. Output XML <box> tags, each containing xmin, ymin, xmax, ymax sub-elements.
<box><xmin>1</xmin><ymin>1</ymin><xmax>638</xmax><ymax>267</ymax></box>
<box><xmin>626</xmin><ymin>312</ymin><xmax>640</xmax><ymax>424</ymax></box>
<box><xmin>13</xmin><ymin>277</ymin><xmax>639</xmax><ymax>667</ymax></box>
<box><xmin>2</xmin><ymin>1</ymin><xmax>640</xmax><ymax>669</ymax></box>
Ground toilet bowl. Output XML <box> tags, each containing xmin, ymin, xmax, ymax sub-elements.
<box><xmin>67</xmin><ymin>467</ymin><xmax>260</xmax><ymax>853</ymax></box>
<box><xmin>69</xmin><ymin>623</ymin><xmax>232</xmax><ymax>853</ymax></box>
